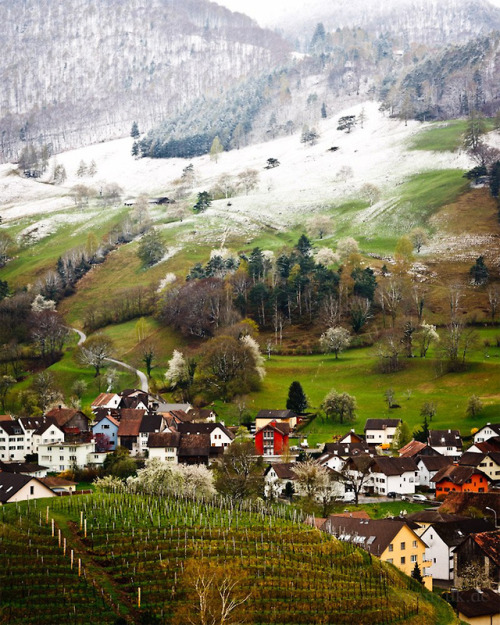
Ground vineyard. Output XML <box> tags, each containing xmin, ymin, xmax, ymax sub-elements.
<box><xmin>0</xmin><ymin>494</ymin><xmax>458</xmax><ymax>625</ymax></box>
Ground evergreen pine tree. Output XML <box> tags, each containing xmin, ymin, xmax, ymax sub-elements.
<box><xmin>131</xmin><ymin>121</ymin><xmax>140</xmax><ymax>139</ymax></box>
<box><xmin>286</xmin><ymin>381</ymin><xmax>308</xmax><ymax>413</ymax></box>
<box><xmin>411</xmin><ymin>562</ymin><xmax>424</xmax><ymax>584</ymax></box>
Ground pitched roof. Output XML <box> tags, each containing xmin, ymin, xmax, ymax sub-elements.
<box><xmin>398</xmin><ymin>440</ymin><xmax>426</xmax><ymax>458</ymax></box>
<box><xmin>428</xmin><ymin>518</ymin><xmax>495</xmax><ymax>547</ymax></box>
<box><xmin>139</xmin><ymin>413</ymin><xmax>164</xmax><ymax>433</ymax></box>
<box><xmin>177</xmin><ymin>422</ymin><xmax>234</xmax><ymax>439</ymax></box>
<box><xmin>364</xmin><ymin>419</ymin><xmax>401</xmax><ymax>431</ymax></box>
<box><xmin>428</xmin><ymin>429</ymin><xmax>462</xmax><ymax>448</ymax></box>
<box><xmin>40</xmin><ymin>476</ymin><xmax>77</xmax><ymax>488</ymax></box>
<box><xmin>417</xmin><ymin>455</ymin><xmax>453</xmax><ymax>472</ymax></box>
<box><xmin>0</xmin><ymin>461</ymin><xmax>48</xmax><ymax>474</ymax></box>
<box><xmin>117</xmin><ymin>411</ymin><xmax>145</xmax><ymax>437</ymax></box>
<box><xmin>471</xmin><ymin>530</ymin><xmax>500</xmax><ymax>567</ymax></box>
<box><xmin>178</xmin><ymin>433</ymin><xmax>211</xmax><ymax>458</ymax></box>
<box><xmin>372</xmin><ymin>456</ymin><xmax>417</xmax><ymax>476</ymax></box>
<box><xmin>431</xmin><ymin>464</ymin><xmax>490</xmax><ymax>485</ymax></box>
<box><xmin>475</xmin><ymin>424</ymin><xmax>500</xmax><ymax>437</ymax></box>
<box><xmin>330</xmin><ymin>510</ymin><xmax>371</xmax><ymax>520</ymax></box>
<box><xmin>0</xmin><ymin>415</ymin><xmax>13</xmax><ymax>422</ymax></box>
<box><xmin>33</xmin><ymin>417</ymin><xmax>62</xmax><ymax>436</ymax></box>
<box><xmin>91</xmin><ymin>393</ymin><xmax>117</xmax><ymax>408</ymax></box>
<box><xmin>474</xmin><ymin>437</ymin><xmax>500</xmax><ymax>453</ymax></box>
<box><xmin>92</xmin><ymin>414</ymin><xmax>120</xmax><ymax>428</ymax></box>
<box><xmin>148</xmin><ymin>432</ymin><xmax>181</xmax><ymax>448</ymax></box>
<box><xmin>338</xmin><ymin>431</ymin><xmax>364</xmax><ymax>444</ymax></box>
<box><xmin>439</xmin><ymin>492</ymin><xmax>500</xmax><ymax>516</ymax></box>
<box><xmin>321</xmin><ymin>517</ymin><xmax>425</xmax><ymax>556</ymax></box>
<box><xmin>457</xmin><ymin>588</ymin><xmax>500</xmax><ymax>618</ymax></box>
<box><xmin>166</xmin><ymin>410</ymin><xmax>194</xmax><ymax>423</ymax></box>
<box><xmin>255</xmin><ymin>421</ymin><xmax>290</xmax><ymax>436</ymax></box>
<box><xmin>459</xmin><ymin>452</ymin><xmax>486</xmax><ymax>467</ymax></box>
<box><xmin>0</xmin><ymin>473</ymin><xmax>46</xmax><ymax>502</ymax></box>
<box><xmin>323</xmin><ymin>441</ymin><xmax>371</xmax><ymax>456</ymax></box>
<box><xmin>0</xmin><ymin>420</ymin><xmax>24</xmax><ymax>436</ymax></box>
<box><xmin>45</xmin><ymin>407</ymin><xmax>88</xmax><ymax>428</ymax></box>
<box><xmin>267</xmin><ymin>463</ymin><xmax>297</xmax><ymax>480</ymax></box>
<box><xmin>256</xmin><ymin>409</ymin><xmax>297</xmax><ymax>420</ymax></box>
<box><xmin>405</xmin><ymin>510</ymin><xmax>470</xmax><ymax>525</ymax></box>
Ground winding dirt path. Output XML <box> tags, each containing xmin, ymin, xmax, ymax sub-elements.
<box><xmin>71</xmin><ymin>328</ymin><xmax>149</xmax><ymax>392</ymax></box>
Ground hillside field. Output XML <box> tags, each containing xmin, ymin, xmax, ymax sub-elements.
<box><xmin>0</xmin><ymin>493</ymin><xmax>459</xmax><ymax>625</ymax></box>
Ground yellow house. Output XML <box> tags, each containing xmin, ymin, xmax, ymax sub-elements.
<box><xmin>321</xmin><ymin>516</ymin><xmax>432</xmax><ymax>590</ymax></box>
<box><xmin>459</xmin><ymin>451</ymin><xmax>500</xmax><ymax>481</ymax></box>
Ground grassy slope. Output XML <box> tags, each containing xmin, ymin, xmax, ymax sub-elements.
<box><xmin>214</xmin><ymin>331</ymin><xmax>500</xmax><ymax>445</ymax></box>
<box><xmin>0</xmin><ymin>494</ymin><xmax>459</xmax><ymax>625</ymax></box>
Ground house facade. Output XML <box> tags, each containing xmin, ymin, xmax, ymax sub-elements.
<box><xmin>370</xmin><ymin>457</ymin><xmax>418</xmax><ymax>495</ymax></box>
<box><xmin>0</xmin><ymin>473</ymin><xmax>55</xmax><ymax>504</ymax></box>
<box><xmin>433</xmin><ymin>465</ymin><xmax>490</xmax><ymax>498</ymax></box>
<box><xmin>420</xmin><ymin>519</ymin><xmax>495</xmax><ymax>582</ymax></box>
<box><xmin>37</xmin><ymin>441</ymin><xmax>97</xmax><ymax>472</ymax></box>
<box><xmin>474</xmin><ymin>424</ymin><xmax>500</xmax><ymax>445</ymax></box>
<box><xmin>92</xmin><ymin>414</ymin><xmax>119</xmax><ymax>450</ymax></box>
<box><xmin>417</xmin><ymin>456</ymin><xmax>453</xmax><ymax>489</ymax></box>
<box><xmin>255</xmin><ymin>421</ymin><xmax>290</xmax><ymax>456</ymax></box>
<box><xmin>321</xmin><ymin>516</ymin><xmax>432</xmax><ymax>589</ymax></box>
<box><xmin>148</xmin><ymin>432</ymin><xmax>181</xmax><ymax>463</ymax></box>
<box><xmin>428</xmin><ymin>430</ymin><xmax>462</xmax><ymax>460</ymax></box>
<box><xmin>364</xmin><ymin>419</ymin><xmax>401</xmax><ymax>447</ymax></box>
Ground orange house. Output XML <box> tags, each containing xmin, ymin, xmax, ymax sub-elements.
<box><xmin>432</xmin><ymin>465</ymin><xmax>490</xmax><ymax>499</ymax></box>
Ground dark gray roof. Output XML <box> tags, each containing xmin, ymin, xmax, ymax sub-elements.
<box><xmin>417</xmin><ymin>455</ymin><xmax>454</xmax><ymax>471</ymax></box>
<box><xmin>177</xmin><ymin>422</ymin><xmax>234</xmax><ymax>439</ymax></box>
<box><xmin>364</xmin><ymin>419</ymin><xmax>401</xmax><ymax>431</ymax></box>
<box><xmin>372</xmin><ymin>456</ymin><xmax>417</xmax><ymax>476</ymax></box>
<box><xmin>321</xmin><ymin>516</ymin><xmax>425</xmax><ymax>556</ymax></box>
<box><xmin>139</xmin><ymin>413</ymin><xmax>164</xmax><ymax>433</ymax></box>
<box><xmin>256</xmin><ymin>410</ymin><xmax>297</xmax><ymax>420</ymax></box>
<box><xmin>324</xmin><ymin>441</ymin><xmax>371</xmax><ymax>456</ymax></box>
<box><xmin>459</xmin><ymin>452</ymin><xmax>486</xmax><ymax>467</ymax></box>
<box><xmin>430</xmin><ymin>518</ymin><xmax>495</xmax><ymax>547</ymax></box>
<box><xmin>0</xmin><ymin>461</ymin><xmax>48</xmax><ymax>474</ymax></box>
<box><xmin>266</xmin><ymin>463</ymin><xmax>297</xmax><ymax>480</ymax></box>
<box><xmin>0</xmin><ymin>420</ymin><xmax>23</xmax><ymax>436</ymax></box>
<box><xmin>428</xmin><ymin>429</ymin><xmax>462</xmax><ymax>448</ymax></box>
<box><xmin>0</xmin><ymin>473</ymin><xmax>33</xmax><ymax>502</ymax></box>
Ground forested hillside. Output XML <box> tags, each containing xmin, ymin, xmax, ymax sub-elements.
<box><xmin>0</xmin><ymin>0</ymin><xmax>289</xmax><ymax>162</ymax></box>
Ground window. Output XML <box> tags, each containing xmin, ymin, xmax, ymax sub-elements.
<box><xmin>400</xmin><ymin>542</ymin><xmax>406</xmax><ymax>550</ymax></box>
<box><xmin>411</xmin><ymin>555</ymin><xmax>417</xmax><ymax>563</ymax></box>
<box><xmin>60</xmin><ymin>456</ymin><xmax>64</xmax><ymax>461</ymax></box>
<box><xmin>400</xmin><ymin>557</ymin><xmax>406</xmax><ymax>565</ymax></box>
<box><xmin>103</xmin><ymin>424</ymin><xmax>110</xmax><ymax>430</ymax></box>
<box><xmin>412</xmin><ymin>541</ymin><xmax>417</xmax><ymax>548</ymax></box>
<box><xmin>386</xmin><ymin>558</ymin><xmax>393</xmax><ymax>564</ymax></box>
<box><xmin>30</xmin><ymin>486</ymin><xmax>34</xmax><ymax>495</ymax></box>
<box><xmin>388</xmin><ymin>544</ymin><xmax>393</xmax><ymax>552</ymax></box>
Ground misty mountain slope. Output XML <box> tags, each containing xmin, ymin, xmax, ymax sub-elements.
<box><xmin>0</xmin><ymin>0</ymin><xmax>289</xmax><ymax>162</ymax></box>
<box><xmin>277</xmin><ymin>0</ymin><xmax>500</xmax><ymax>48</ymax></box>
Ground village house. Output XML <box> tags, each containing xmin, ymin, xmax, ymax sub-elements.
<box><xmin>40</xmin><ymin>476</ymin><xmax>77</xmax><ymax>493</ymax></box>
<box><xmin>255</xmin><ymin>421</ymin><xmax>290</xmax><ymax>457</ymax></box>
<box><xmin>459</xmin><ymin>451</ymin><xmax>500</xmax><ymax>483</ymax></box>
<box><xmin>91</xmin><ymin>392</ymin><xmax>121</xmax><ymax>412</ymax></box>
<box><xmin>454</xmin><ymin>530</ymin><xmax>500</xmax><ymax>591</ymax></box>
<box><xmin>399</xmin><ymin>440</ymin><xmax>441</xmax><ymax>459</ymax></box>
<box><xmin>264</xmin><ymin>463</ymin><xmax>298</xmax><ymax>498</ymax></box>
<box><xmin>416</xmin><ymin>455</ymin><xmax>453</xmax><ymax>489</ymax></box>
<box><xmin>405</xmin><ymin>510</ymin><xmax>470</xmax><ymax>534</ymax></box>
<box><xmin>428</xmin><ymin>430</ymin><xmax>463</xmax><ymax>460</ymax></box>
<box><xmin>0</xmin><ymin>419</ymin><xmax>27</xmax><ymax>462</ymax></box>
<box><xmin>370</xmin><ymin>457</ymin><xmax>418</xmax><ymax>496</ymax></box>
<box><xmin>454</xmin><ymin>588</ymin><xmax>500</xmax><ymax>625</ymax></box>
<box><xmin>420</xmin><ymin>518</ymin><xmax>495</xmax><ymax>582</ymax></box>
<box><xmin>92</xmin><ymin>413</ymin><xmax>119</xmax><ymax>450</ymax></box>
<box><xmin>0</xmin><ymin>472</ymin><xmax>55</xmax><ymax>505</ymax></box>
<box><xmin>37</xmin><ymin>441</ymin><xmax>97</xmax><ymax>472</ymax></box>
<box><xmin>0</xmin><ymin>460</ymin><xmax>48</xmax><ymax>478</ymax></box>
<box><xmin>321</xmin><ymin>516</ymin><xmax>432</xmax><ymax>589</ymax></box>
<box><xmin>473</xmin><ymin>424</ymin><xmax>500</xmax><ymax>445</ymax></box>
<box><xmin>255</xmin><ymin>409</ymin><xmax>299</xmax><ymax>432</ymax></box>
<box><xmin>116</xmin><ymin>409</ymin><xmax>147</xmax><ymax>454</ymax></box>
<box><xmin>364</xmin><ymin>419</ymin><xmax>401</xmax><ymax>447</ymax></box>
<box><xmin>468</xmin><ymin>438</ymin><xmax>500</xmax><ymax>455</ymax></box>
<box><xmin>176</xmin><ymin>422</ymin><xmax>234</xmax><ymax>449</ymax></box>
<box><xmin>147</xmin><ymin>432</ymin><xmax>181</xmax><ymax>464</ymax></box>
<box><xmin>45</xmin><ymin>406</ymin><xmax>90</xmax><ymax>435</ymax></box>
<box><xmin>432</xmin><ymin>465</ymin><xmax>490</xmax><ymax>498</ymax></box>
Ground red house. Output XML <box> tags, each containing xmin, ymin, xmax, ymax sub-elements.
<box><xmin>255</xmin><ymin>421</ymin><xmax>290</xmax><ymax>457</ymax></box>
<box><xmin>432</xmin><ymin>465</ymin><xmax>490</xmax><ymax>499</ymax></box>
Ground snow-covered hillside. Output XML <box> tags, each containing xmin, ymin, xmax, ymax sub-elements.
<box><xmin>0</xmin><ymin>102</ymin><xmax>472</xmax><ymax>246</ymax></box>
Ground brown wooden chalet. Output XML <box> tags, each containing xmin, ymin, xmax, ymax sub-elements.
<box><xmin>44</xmin><ymin>406</ymin><xmax>89</xmax><ymax>435</ymax></box>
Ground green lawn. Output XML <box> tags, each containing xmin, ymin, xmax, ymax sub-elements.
<box><xmin>409</xmin><ymin>118</ymin><xmax>496</xmax><ymax>152</ymax></box>
<box><xmin>339</xmin><ymin>501</ymin><xmax>429</xmax><ymax>519</ymax></box>
<box><xmin>215</xmin><ymin>334</ymin><xmax>500</xmax><ymax>446</ymax></box>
